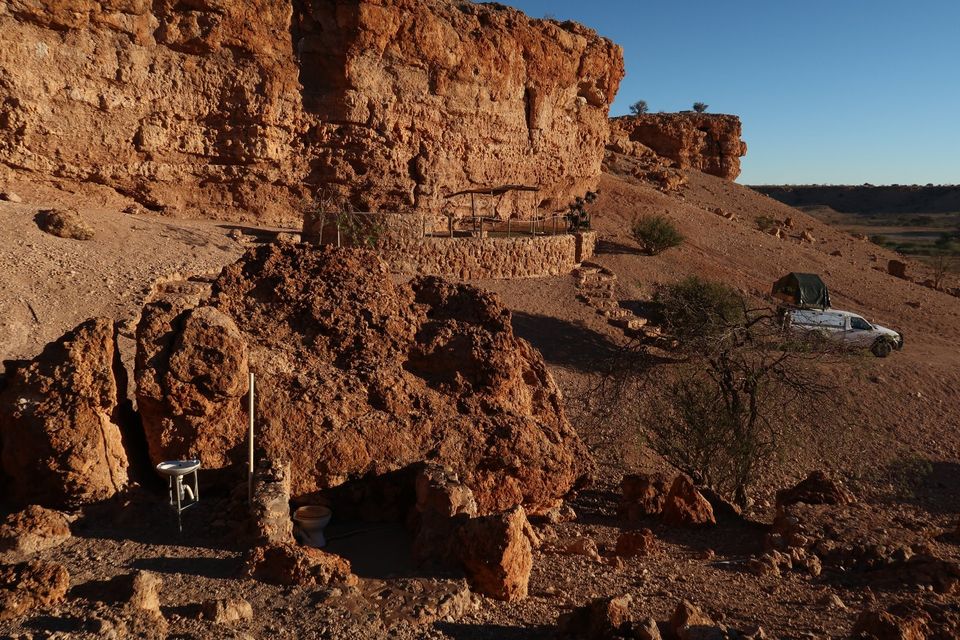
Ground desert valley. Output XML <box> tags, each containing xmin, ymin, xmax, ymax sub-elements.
<box><xmin>0</xmin><ymin>1</ymin><xmax>959</xmax><ymax>639</ymax></box>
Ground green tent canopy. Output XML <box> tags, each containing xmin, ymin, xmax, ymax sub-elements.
<box><xmin>771</xmin><ymin>273</ymin><xmax>831</xmax><ymax>309</ymax></box>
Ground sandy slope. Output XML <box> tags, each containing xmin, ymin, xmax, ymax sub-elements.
<box><xmin>485</xmin><ymin>166</ymin><xmax>960</xmax><ymax>488</ymax></box>
<box><xmin>0</xmin><ymin>182</ymin><xmax>272</xmax><ymax>363</ymax></box>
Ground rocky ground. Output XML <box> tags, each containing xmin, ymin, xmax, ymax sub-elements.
<box><xmin>1</xmin><ymin>164</ymin><xmax>959</xmax><ymax>639</ymax></box>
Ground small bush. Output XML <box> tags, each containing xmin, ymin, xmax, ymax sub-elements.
<box><xmin>755</xmin><ymin>215</ymin><xmax>777</xmax><ymax>232</ymax></box>
<box><xmin>631</xmin><ymin>215</ymin><xmax>683</xmax><ymax>255</ymax></box>
<box><xmin>653</xmin><ymin>276</ymin><xmax>746</xmax><ymax>347</ymax></box>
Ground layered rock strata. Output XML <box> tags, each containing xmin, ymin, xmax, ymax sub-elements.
<box><xmin>609</xmin><ymin>114</ymin><xmax>747</xmax><ymax>180</ymax></box>
<box><xmin>0</xmin><ymin>0</ymin><xmax>623</xmax><ymax>223</ymax></box>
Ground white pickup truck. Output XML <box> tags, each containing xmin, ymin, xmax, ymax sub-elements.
<box><xmin>785</xmin><ymin>308</ymin><xmax>904</xmax><ymax>357</ymax></box>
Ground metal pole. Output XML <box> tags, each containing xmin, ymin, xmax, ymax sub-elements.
<box><xmin>247</xmin><ymin>372</ymin><xmax>255</xmax><ymax>504</ymax></box>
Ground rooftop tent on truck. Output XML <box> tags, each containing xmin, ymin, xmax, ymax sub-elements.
<box><xmin>771</xmin><ymin>272</ymin><xmax>831</xmax><ymax>309</ymax></box>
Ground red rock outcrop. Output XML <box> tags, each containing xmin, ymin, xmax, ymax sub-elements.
<box><xmin>775</xmin><ymin>470</ymin><xmax>856</xmax><ymax>509</ymax></box>
<box><xmin>456</xmin><ymin>506</ymin><xmax>533</xmax><ymax>602</ymax></box>
<box><xmin>614</xmin><ymin>529</ymin><xmax>658</xmax><ymax>558</ymax></box>
<box><xmin>619</xmin><ymin>472</ymin><xmax>671</xmax><ymax>520</ymax></box>
<box><xmin>0</xmin><ymin>317</ymin><xmax>129</xmax><ymax>507</ymax></box>
<box><xmin>557</xmin><ymin>594</ymin><xmax>634</xmax><ymax>639</ymax></box>
<box><xmin>0</xmin><ymin>560</ymin><xmax>70</xmax><ymax>621</ymax></box>
<box><xmin>609</xmin><ymin>114</ymin><xmax>747</xmax><ymax>180</ymax></box>
<box><xmin>244</xmin><ymin>542</ymin><xmax>354</xmax><ymax>587</ymax></box>
<box><xmin>135</xmin><ymin>243</ymin><xmax>587</xmax><ymax>514</ymax></box>
<box><xmin>0</xmin><ymin>0</ymin><xmax>623</xmax><ymax>223</ymax></box>
<box><xmin>0</xmin><ymin>505</ymin><xmax>71</xmax><ymax>556</ymax></box>
<box><xmin>661</xmin><ymin>477</ymin><xmax>716</xmax><ymax>527</ymax></box>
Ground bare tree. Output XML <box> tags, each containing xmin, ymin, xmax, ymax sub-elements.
<box><xmin>931</xmin><ymin>253</ymin><xmax>953</xmax><ymax>290</ymax></box>
<box><xmin>630</xmin><ymin>100</ymin><xmax>649</xmax><ymax>115</ymax></box>
<box><xmin>692</xmin><ymin>102</ymin><xmax>709</xmax><ymax>113</ymax></box>
<box><xmin>592</xmin><ymin>277</ymin><xmax>838</xmax><ymax>508</ymax></box>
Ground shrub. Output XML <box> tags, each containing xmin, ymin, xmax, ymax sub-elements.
<box><xmin>755</xmin><ymin>215</ymin><xmax>777</xmax><ymax>232</ymax></box>
<box><xmin>565</xmin><ymin>191</ymin><xmax>598</xmax><ymax>232</ymax></box>
<box><xmin>630</xmin><ymin>214</ymin><xmax>683</xmax><ymax>255</ymax></box>
<box><xmin>653</xmin><ymin>277</ymin><xmax>746</xmax><ymax>348</ymax></box>
<box><xmin>644</xmin><ymin>280</ymin><xmax>832</xmax><ymax>506</ymax></box>
<box><xmin>629</xmin><ymin>100</ymin><xmax>649</xmax><ymax>115</ymax></box>
<box><xmin>692</xmin><ymin>102</ymin><xmax>708</xmax><ymax>113</ymax></box>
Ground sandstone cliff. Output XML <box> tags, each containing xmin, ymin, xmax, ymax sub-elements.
<box><xmin>0</xmin><ymin>1</ymin><xmax>623</xmax><ymax>223</ymax></box>
<box><xmin>609</xmin><ymin>114</ymin><xmax>747</xmax><ymax>181</ymax></box>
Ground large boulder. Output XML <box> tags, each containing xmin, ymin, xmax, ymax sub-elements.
<box><xmin>662</xmin><ymin>477</ymin><xmax>716</xmax><ymax>527</ymax></box>
<box><xmin>135</xmin><ymin>305</ymin><xmax>249</xmax><ymax>468</ymax></box>
<box><xmin>851</xmin><ymin>609</ymin><xmax>927</xmax><ymax>640</ymax></box>
<box><xmin>0</xmin><ymin>317</ymin><xmax>128</xmax><ymax>507</ymax></box>
<box><xmin>456</xmin><ymin>506</ymin><xmax>533</xmax><ymax>602</ymax></box>
<box><xmin>34</xmin><ymin>208</ymin><xmax>94</xmax><ymax>240</ymax></box>
<box><xmin>136</xmin><ymin>244</ymin><xmax>586</xmax><ymax>514</ymax></box>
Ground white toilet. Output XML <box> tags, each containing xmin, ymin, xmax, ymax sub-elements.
<box><xmin>293</xmin><ymin>505</ymin><xmax>332</xmax><ymax>548</ymax></box>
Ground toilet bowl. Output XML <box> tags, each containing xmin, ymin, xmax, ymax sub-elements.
<box><xmin>293</xmin><ymin>505</ymin><xmax>332</xmax><ymax>548</ymax></box>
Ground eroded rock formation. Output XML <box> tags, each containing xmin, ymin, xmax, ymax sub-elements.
<box><xmin>0</xmin><ymin>317</ymin><xmax>129</xmax><ymax>507</ymax></box>
<box><xmin>135</xmin><ymin>243</ymin><xmax>587</xmax><ymax>514</ymax></box>
<box><xmin>0</xmin><ymin>0</ymin><xmax>623</xmax><ymax>223</ymax></box>
<box><xmin>609</xmin><ymin>114</ymin><xmax>747</xmax><ymax>180</ymax></box>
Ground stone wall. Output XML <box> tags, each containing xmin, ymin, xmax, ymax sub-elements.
<box><xmin>609</xmin><ymin>114</ymin><xmax>747</xmax><ymax>181</ymax></box>
<box><xmin>379</xmin><ymin>232</ymin><xmax>596</xmax><ymax>280</ymax></box>
<box><xmin>0</xmin><ymin>0</ymin><xmax>623</xmax><ymax>224</ymax></box>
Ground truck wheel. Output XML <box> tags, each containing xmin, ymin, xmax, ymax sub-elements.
<box><xmin>871</xmin><ymin>339</ymin><xmax>892</xmax><ymax>358</ymax></box>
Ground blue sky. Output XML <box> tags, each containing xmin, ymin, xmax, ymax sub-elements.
<box><xmin>507</xmin><ymin>0</ymin><xmax>959</xmax><ymax>185</ymax></box>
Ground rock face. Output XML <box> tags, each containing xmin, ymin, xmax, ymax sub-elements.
<box><xmin>135</xmin><ymin>243</ymin><xmax>586</xmax><ymax>514</ymax></box>
<box><xmin>609</xmin><ymin>114</ymin><xmax>747</xmax><ymax>180</ymax></box>
<box><xmin>0</xmin><ymin>0</ymin><xmax>623</xmax><ymax>223</ymax></box>
<box><xmin>0</xmin><ymin>317</ymin><xmax>129</xmax><ymax>507</ymax></box>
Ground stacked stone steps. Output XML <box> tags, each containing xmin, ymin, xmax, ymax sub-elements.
<box><xmin>572</xmin><ymin>262</ymin><xmax>665</xmax><ymax>343</ymax></box>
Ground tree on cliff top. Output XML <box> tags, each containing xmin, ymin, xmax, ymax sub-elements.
<box><xmin>629</xmin><ymin>100</ymin><xmax>649</xmax><ymax>115</ymax></box>
<box><xmin>693</xmin><ymin>102</ymin><xmax>709</xmax><ymax>113</ymax></box>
